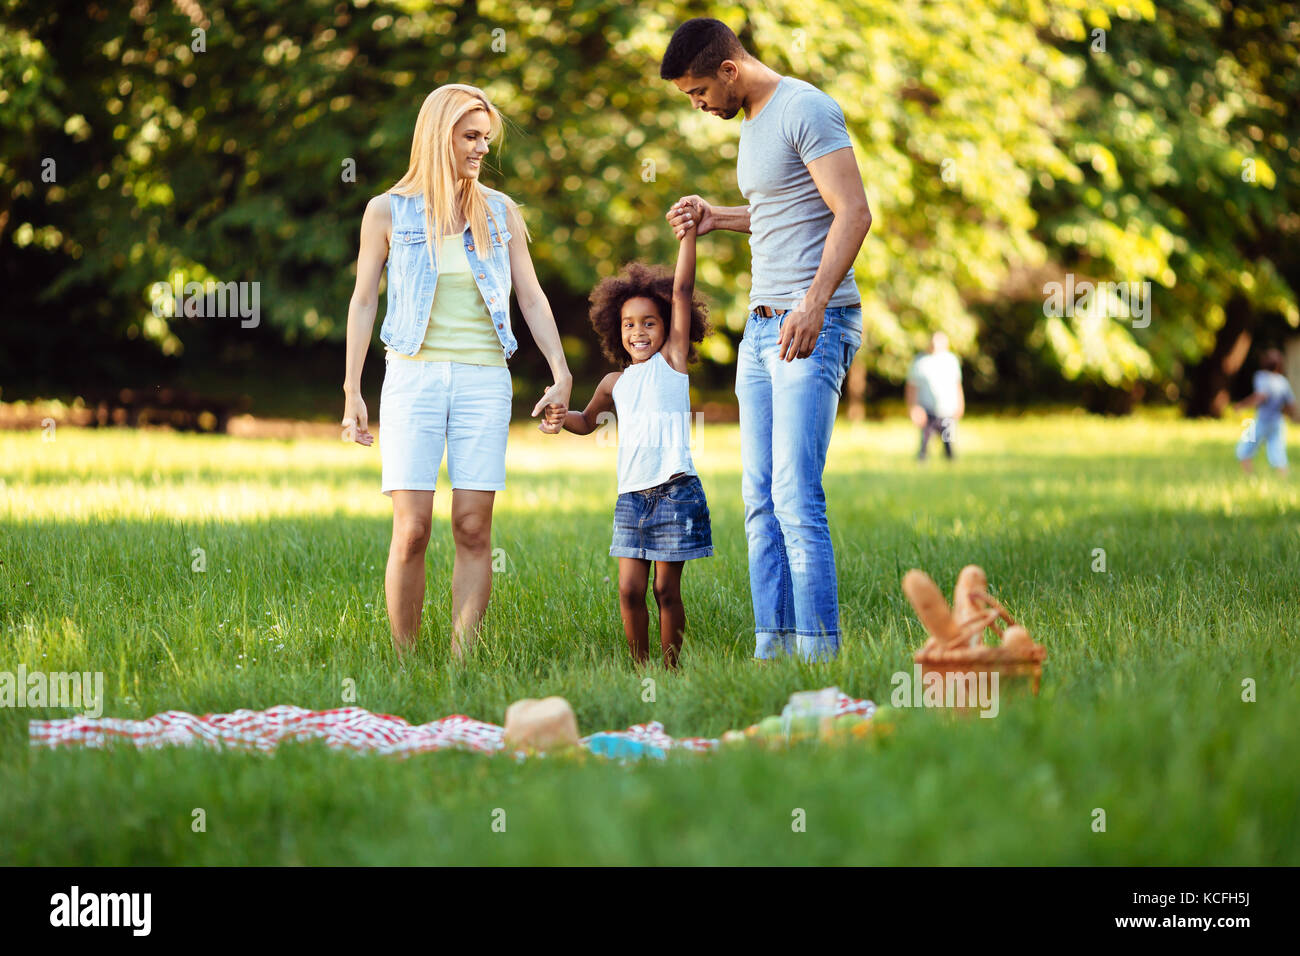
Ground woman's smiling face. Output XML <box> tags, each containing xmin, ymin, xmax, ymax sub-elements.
<box><xmin>454</xmin><ymin>109</ymin><xmax>491</xmax><ymax>179</ymax></box>
<box><xmin>621</xmin><ymin>296</ymin><xmax>666</xmax><ymax>363</ymax></box>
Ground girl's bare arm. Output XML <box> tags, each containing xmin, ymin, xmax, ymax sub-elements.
<box><xmin>563</xmin><ymin>372</ymin><xmax>619</xmax><ymax>435</ymax></box>
<box><xmin>662</xmin><ymin>205</ymin><xmax>698</xmax><ymax>374</ymax></box>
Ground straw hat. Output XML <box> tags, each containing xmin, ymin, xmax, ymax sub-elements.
<box><xmin>503</xmin><ymin>696</ymin><xmax>580</xmax><ymax>753</ymax></box>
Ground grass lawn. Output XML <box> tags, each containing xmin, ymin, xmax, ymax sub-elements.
<box><xmin>1</xmin><ymin>413</ymin><xmax>1297</xmax><ymax>865</ymax></box>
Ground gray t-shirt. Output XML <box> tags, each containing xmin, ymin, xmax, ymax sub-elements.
<box><xmin>737</xmin><ymin>76</ymin><xmax>859</xmax><ymax>310</ymax></box>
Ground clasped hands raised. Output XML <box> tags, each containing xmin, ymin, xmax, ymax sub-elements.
<box><xmin>666</xmin><ymin>194</ymin><xmax>824</xmax><ymax>361</ymax></box>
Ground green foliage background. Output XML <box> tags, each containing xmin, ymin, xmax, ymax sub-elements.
<box><xmin>1</xmin><ymin>0</ymin><xmax>1296</xmax><ymax>413</ymax></box>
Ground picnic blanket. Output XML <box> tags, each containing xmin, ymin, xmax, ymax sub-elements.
<box><xmin>28</xmin><ymin>692</ymin><xmax>876</xmax><ymax>758</ymax></box>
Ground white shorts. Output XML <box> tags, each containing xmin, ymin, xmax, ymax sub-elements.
<box><xmin>379</xmin><ymin>356</ymin><xmax>512</xmax><ymax>496</ymax></box>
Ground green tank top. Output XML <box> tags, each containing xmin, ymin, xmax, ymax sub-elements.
<box><xmin>385</xmin><ymin>234</ymin><xmax>507</xmax><ymax>366</ymax></box>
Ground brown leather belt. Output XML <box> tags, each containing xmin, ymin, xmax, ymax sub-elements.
<box><xmin>753</xmin><ymin>303</ymin><xmax>861</xmax><ymax>317</ymax></box>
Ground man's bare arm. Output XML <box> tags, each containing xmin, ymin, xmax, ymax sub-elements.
<box><xmin>775</xmin><ymin>146</ymin><xmax>871</xmax><ymax>360</ymax></box>
<box><xmin>709</xmin><ymin>205</ymin><xmax>751</xmax><ymax>234</ymax></box>
<box><xmin>667</xmin><ymin>196</ymin><xmax>750</xmax><ymax>238</ymax></box>
<box><xmin>801</xmin><ymin>146</ymin><xmax>871</xmax><ymax>311</ymax></box>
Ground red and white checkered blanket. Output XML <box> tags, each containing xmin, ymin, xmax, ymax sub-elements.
<box><xmin>28</xmin><ymin>693</ymin><xmax>875</xmax><ymax>757</ymax></box>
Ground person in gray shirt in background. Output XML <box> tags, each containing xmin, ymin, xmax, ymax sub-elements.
<box><xmin>906</xmin><ymin>331</ymin><xmax>965</xmax><ymax>461</ymax></box>
<box><xmin>661</xmin><ymin>18</ymin><xmax>872</xmax><ymax>662</ymax></box>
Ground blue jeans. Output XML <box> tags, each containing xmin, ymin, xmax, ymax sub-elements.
<box><xmin>734</xmin><ymin>305</ymin><xmax>862</xmax><ymax>661</ymax></box>
<box><xmin>1236</xmin><ymin>415</ymin><xmax>1287</xmax><ymax>468</ymax></box>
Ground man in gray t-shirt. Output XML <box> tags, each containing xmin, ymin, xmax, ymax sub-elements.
<box><xmin>736</xmin><ymin>74</ymin><xmax>861</xmax><ymax>312</ymax></box>
<box><xmin>660</xmin><ymin>18</ymin><xmax>872</xmax><ymax>662</ymax></box>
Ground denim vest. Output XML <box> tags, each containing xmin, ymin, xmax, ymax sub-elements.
<box><xmin>378</xmin><ymin>188</ymin><xmax>518</xmax><ymax>360</ymax></box>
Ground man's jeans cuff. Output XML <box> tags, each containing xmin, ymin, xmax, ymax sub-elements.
<box><xmin>755</xmin><ymin>631</ymin><xmax>841</xmax><ymax>660</ymax></box>
<box><xmin>797</xmin><ymin>631</ymin><xmax>841</xmax><ymax>662</ymax></box>
<box><xmin>754</xmin><ymin>631</ymin><xmax>795</xmax><ymax>659</ymax></box>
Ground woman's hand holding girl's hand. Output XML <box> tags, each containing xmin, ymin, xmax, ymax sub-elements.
<box><xmin>539</xmin><ymin>402</ymin><xmax>567</xmax><ymax>433</ymax></box>
<box><xmin>536</xmin><ymin>403</ymin><xmax>566</xmax><ymax>433</ymax></box>
<box><xmin>532</xmin><ymin>379</ymin><xmax>572</xmax><ymax>435</ymax></box>
<box><xmin>342</xmin><ymin>392</ymin><xmax>374</xmax><ymax>446</ymax></box>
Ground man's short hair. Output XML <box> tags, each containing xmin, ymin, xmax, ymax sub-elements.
<box><xmin>1262</xmin><ymin>348</ymin><xmax>1285</xmax><ymax>373</ymax></box>
<box><xmin>660</xmin><ymin>18</ymin><xmax>748</xmax><ymax>80</ymax></box>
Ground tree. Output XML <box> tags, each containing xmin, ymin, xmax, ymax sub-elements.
<box><xmin>1035</xmin><ymin>0</ymin><xmax>1299</xmax><ymax>414</ymax></box>
<box><xmin>3</xmin><ymin>0</ymin><xmax>1294</xmax><ymax>418</ymax></box>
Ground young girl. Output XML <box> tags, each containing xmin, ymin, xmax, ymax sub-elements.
<box><xmin>562</xmin><ymin>205</ymin><xmax>712</xmax><ymax>667</ymax></box>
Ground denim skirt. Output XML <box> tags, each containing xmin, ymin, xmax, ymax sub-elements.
<box><xmin>610</xmin><ymin>473</ymin><xmax>713</xmax><ymax>562</ymax></box>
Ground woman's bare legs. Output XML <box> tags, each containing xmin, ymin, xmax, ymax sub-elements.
<box><xmin>385</xmin><ymin>488</ymin><xmax>496</xmax><ymax>659</ymax></box>
<box><xmin>386</xmin><ymin>490</ymin><xmax>434</xmax><ymax>656</ymax></box>
<box><xmin>450</xmin><ymin>488</ymin><xmax>496</xmax><ymax>659</ymax></box>
<box><xmin>618</xmin><ymin>557</ymin><xmax>652</xmax><ymax>664</ymax></box>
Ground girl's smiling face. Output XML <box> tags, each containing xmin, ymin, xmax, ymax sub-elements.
<box><xmin>621</xmin><ymin>296</ymin><xmax>666</xmax><ymax>363</ymax></box>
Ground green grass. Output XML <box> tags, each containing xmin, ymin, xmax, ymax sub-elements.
<box><xmin>2</xmin><ymin>414</ymin><xmax>1298</xmax><ymax>864</ymax></box>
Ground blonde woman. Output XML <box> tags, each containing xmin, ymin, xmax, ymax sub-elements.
<box><xmin>342</xmin><ymin>84</ymin><xmax>572</xmax><ymax>658</ymax></box>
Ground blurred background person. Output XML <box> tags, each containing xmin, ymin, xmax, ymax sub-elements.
<box><xmin>905</xmin><ymin>331</ymin><xmax>964</xmax><ymax>461</ymax></box>
<box><xmin>1232</xmin><ymin>348</ymin><xmax>1298</xmax><ymax>476</ymax></box>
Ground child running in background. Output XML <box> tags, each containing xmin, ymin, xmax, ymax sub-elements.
<box><xmin>1233</xmin><ymin>348</ymin><xmax>1299</xmax><ymax>475</ymax></box>
<box><xmin>561</xmin><ymin>201</ymin><xmax>713</xmax><ymax>667</ymax></box>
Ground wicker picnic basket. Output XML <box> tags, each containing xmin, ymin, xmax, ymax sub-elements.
<box><xmin>905</xmin><ymin>566</ymin><xmax>1047</xmax><ymax>696</ymax></box>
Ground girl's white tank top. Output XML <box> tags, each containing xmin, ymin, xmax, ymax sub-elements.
<box><xmin>610</xmin><ymin>350</ymin><xmax>698</xmax><ymax>494</ymax></box>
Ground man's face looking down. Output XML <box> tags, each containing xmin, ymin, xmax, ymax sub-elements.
<box><xmin>672</xmin><ymin>62</ymin><xmax>743</xmax><ymax>120</ymax></box>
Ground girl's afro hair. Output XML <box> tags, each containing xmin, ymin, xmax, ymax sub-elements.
<box><xmin>588</xmin><ymin>261</ymin><xmax>710</xmax><ymax>368</ymax></box>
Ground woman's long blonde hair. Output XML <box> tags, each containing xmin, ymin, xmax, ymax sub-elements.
<box><xmin>390</xmin><ymin>84</ymin><xmax>527</xmax><ymax>270</ymax></box>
